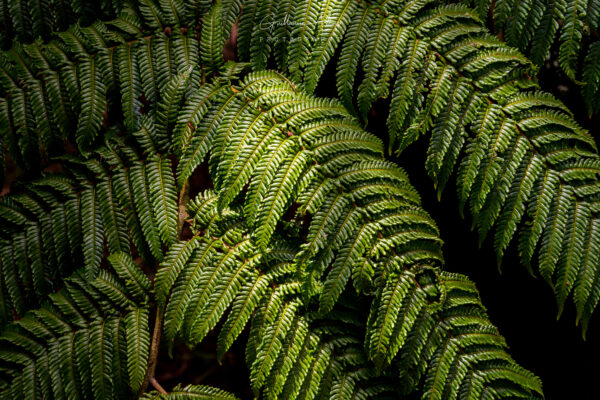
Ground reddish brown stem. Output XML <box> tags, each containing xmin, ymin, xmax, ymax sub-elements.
<box><xmin>150</xmin><ymin>377</ymin><xmax>168</xmax><ymax>395</ymax></box>
<box><xmin>139</xmin><ymin>307</ymin><xmax>163</xmax><ymax>395</ymax></box>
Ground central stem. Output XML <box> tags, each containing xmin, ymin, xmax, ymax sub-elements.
<box><xmin>139</xmin><ymin>306</ymin><xmax>163</xmax><ymax>395</ymax></box>
<box><xmin>140</xmin><ymin>177</ymin><xmax>191</xmax><ymax>395</ymax></box>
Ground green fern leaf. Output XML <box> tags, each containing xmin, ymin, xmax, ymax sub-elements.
<box><xmin>559</xmin><ymin>0</ymin><xmax>586</xmax><ymax>80</ymax></box>
<box><xmin>155</xmin><ymin>237</ymin><xmax>201</xmax><ymax>308</ymax></box>
<box><xmin>250</xmin><ymin>299</ymin><xmax>299</xmax><ymax>392</ymax></box>
<box><xmin>76</xmin><ymin>56</ymin><xmax>107</xmax><ymax>150</ymax></box>
<box><xmin>81</xmin><ymin>188</ymin><xmax>104</xmax><ymax>275</ymax></box>
<box><xmin>130</xmin><ymin>162</ymin><xmax>164</xmax><ymax>260</ymax></box>
<box><xmin>357</xmin><ymin>14</ymin><xmax>395</xmax><ymax>119</ymax></box>
<box><xmin>125</xmin><ymin>307</ymin><xmax>150</xmax><ymax>393</ymax></box>
<box><xmin>254</xmin><ymin>149</ymin><xmax>309</xmax><ymax>250</ymax></box>
<box><xmin>148</xmin><ymin>155</ymin><xmax>179</xmax><ymax>247</ymax></box>
<box><xmin>217</xmin><ymin>273</ymin><xmax>270</xmax><ymax>358</ymax></box>
<box><xmin>200</xmin><ymin>1</ymin><xmax>225</xmax><ymax>74</ymax></box>
<box><xmin>108</xmin><ymin>252</ymin><xmax>151</xmax><ymax>301</ymax></box>
<box><xmin>336</xmin><ymin>4</ymin><xmax>374</xmax><ymax>111</ymax></box>
<box><xmin>187</xmin><ymin>256</ymin><xmax>255</xmax><ymax>343</ymax></box>
<box><xmin>118</xmin><ymin>43</ymin><xmax>143</xmax><ymax>132</ymax></box>
<box><xmin>97</xmin><ymin>179</ymin><xmax>131</xmax><ymax>255</ymax></box>
<box><xmin>303</xmin><ymin>0</ymin><xmax>357</xmax><ymax>93</ymax></box>
<box><xmin>163</xmin><ymin>238</ymin><xmax>223</xmax><ymax>341</ymax></box>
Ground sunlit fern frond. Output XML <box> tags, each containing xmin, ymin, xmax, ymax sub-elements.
<box><xmin>233</xmin><ymin>0</ymin><xmax>600</xmax><ymax>331</ymax></box>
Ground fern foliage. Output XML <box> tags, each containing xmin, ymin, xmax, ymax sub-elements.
<box><xmin>0</xmin><ymin>145</ymin><xmax>152</xmax><ymax>324</ymax></box>
<box><xmin>0</xmin><ymin>0</ymin><xmax>212</xmax><ymax>48</ymax></box>
<box><xmin>0</xmin><ymin>0</ymin><xmax>211</xmax><ymax>176</ymax></box>
<box><xmin>234</xmin><ymin>0</ymin><xmax>600</xmax><ymax>331</ymax></box>
<box><xmin>0</xmin><ymin>59</ymin><xmax>543</xmax><ymax>398</ymax></box>
<box><xmin>0</xmin><ymin>0</ymin><xmax>597</xmax><ymax>397</ymax></box>
<box><xmin>0</xmin><ymin>267</ymin><xmax>150</xmax><ymax>399</ymax></box>
<box><xmin>0</xmin><ymin>0</ymin><xmax>122</xmax><ymax>46</ymax></box>
<box><xmin>462</xmin><ymin>0</ymin><xmax>600</xmax><ymax>116</ymax></box>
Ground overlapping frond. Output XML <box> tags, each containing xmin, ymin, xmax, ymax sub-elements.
<box><xmin>394</xmin><ymin>272</ymin><xmax>543</xmax><ymax>399</ymax></box>
<box><xmin>0</xmin><ymin>266</ymin><xmax>150</xmax><ymax>399</ymax></box>
<box><xmin>462</xmin><ymin>0</ymin><xmax>600</xmax><ymax>115</ymax></box>
<box><xmin>0</xmin><ymin>1</ymin><xmax>215</xmax><ymax>177</ymax></box>
<box><xmin>234</xmin><ymin>0</ymin><xmax>600</xmax><ymax>330</ymax></box>
<box><xmin>0</xmin><ymin>137</ymin><xmax>186</xmax><ymax>328</ymax></box>
<box><xmin>0</xmin><ymin>0</ymin><xmax>212</xmax><ymax>47</ymax></box>
<box><xmin>160</xmin><ymin>190</ymin><xmax>423</xmax><ymax>399</ymax></box>
<box><xmin>168</xmin><ymin>68</ymin><xmax>541</xmax><ymax>398</ymax></box>
<box><xmin>176</xmin><ymin>70</ymin><xmax>443</xmax><ymax>316</ymax></box>
<box><xmin>182</xmin><ymin>196</ymin><xmax>536</xmax><ymax>400</ymax></box>
<box><xmin>0</xmin><ymin>0</ymin><xmax>123</xmax><ymax>46</ymax></box>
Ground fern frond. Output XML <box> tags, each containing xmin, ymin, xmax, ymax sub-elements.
<box><xmin>200</xmin><ymin>0</ymin><xmax>225</xmax><ymax>74</ymax></box>
<box><xmin>366</xmin><ymin>268</ymin><xmax>429</xmax><ymax>370</ymax></box>
<box><xmin>217</xmin><ymin>273</ymin><xmax>270</xmax><ymax>358</ymax></box>
<box><xmin>97</xmin><ymin>179</ymin><xmax>131</xmax><ymax>255</ymax></box>
<box><xmin>336</xmin><ymin>3</ymin><xmax>374</xmax><ymax>112</ymax></box>
<box><xmin>0</xmin><ymin>4</ymin><xmax>221</xmax><ymax>176</ymax></box>
<box><xmin>125</xmin><ymin>307</ymin><xmax>150</xmax><ymax>393</ymax></box>
<box><xmin>0</xmin><ymin>140</ymin><xmax>167</xmax><ymax>327</ymax></box>
<box><xmin>162</xmin><ymin>237</ymin><xmax>225</xmax><ymax>341</ymax></box>
<box><xmin>0</xmin><ymin>0</ymin><xmax>124</xmax><ymax>45</ymax></box>
<box><xmin>0</xmin><ymin>268</ymin><xmax>144</xmax><ymax>398</ymax></box>
<box><xmin>390</xmin><ymin>272</ymin><xmax>543</xmax><ymax>399</ymax></box>
<box><xmin>177</xmin><ymin>71</ymin><xmax>443</xmax><ymax>317</ymax></box>
<box><xmin>232</xmin><ymin>0</ymin><xmax>600</xmax><ymax>326</ymax></box>
<box><xmin>172</xmin><ymin>67</ymin><xmax>541</xmax><ymax>398</ymax></box>
<box><xmin>469</xmin><ymin>0</ymin><xmax>599</xmax><ymax>111</ymax></box>
<box><xmin>141</xmin><ymin>384</ymin><xmax>239</xmax><ymax>399</ymax></box>
<box><xmin>303</xmin><ymin>0</ymin><xmax>358</xmax><ymax>94</ymax></box>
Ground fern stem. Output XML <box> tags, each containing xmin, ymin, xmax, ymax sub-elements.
<box><xmin>140</xmin><ymin>307</ymin><xmax>163</xmax><ymax>395</ymax></box>
<box><xmin>178</xmin><ymin>180</ymin><xmax>190</xmax><ymax>239</ymax></box>
<box><xmin>150</xmin><ymin>377</ymin><xmax>168</xmax><ymax>395</ymax></box>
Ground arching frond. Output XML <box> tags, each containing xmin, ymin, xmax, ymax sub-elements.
<box><xmin>177</xmin><ymin>70</ymin><xmax>443</xmax><ymax>319</ymax></box>
<box><xmin>0</xmin><ymin>3</ymin><xmax>219</xmax><ymax>176</ymax></box>
<box><xmin>395</xmin><ymin>272</ymin><xmax>543</xmax><ymax>400</ymax></box>
<box><xmin>233</xmin><ymin>0</ymin><xmax>600</xmax><ymax>329</ymax></box>
<box><xmin>464</xmin><ymin>0</ymin><xmax>600</xmax><ymax>115</ymax></box>
<box><xmin>0</xmin><ymin>2</ymin><xmax>563</xmax><ymax>392</ymax></box>
<box><xmin>0</xmin><ymin>268</ymin><xmax>146</xmax><ymax>399</ymax></box>
<box><xmin>169</xmin><ymin>69</ymin><xmax>541</xmax><ymax>398</ymax></box>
